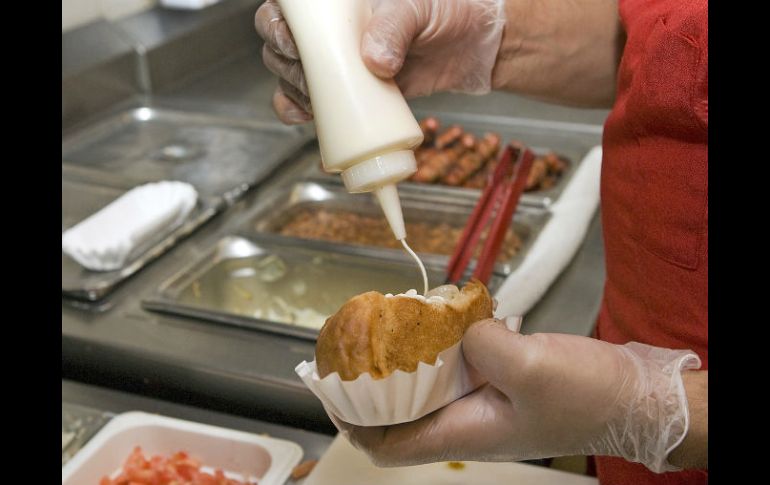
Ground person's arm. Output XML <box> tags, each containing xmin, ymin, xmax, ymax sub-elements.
<box><xmin>492</xmin><ymin>0</ymin><xmax>624</xmax><ymax>107</ymax></box>
<box><xmin>668</xmin><ymin>370</ymin><xmax>708</xmax><ymax>469</ymax></box>
<box><xmin>255</xmin><ymin>0</ymin><xmax>624</xmax><ymax>124</ymax></box>
<box><xmin>328</xmin><ymin>319</ymin><xmax>706</xmax><ymax>473</ymax></box>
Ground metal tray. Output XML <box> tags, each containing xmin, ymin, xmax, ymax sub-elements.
<box><xmin>62</xmin><ymin>106</ymin><xmax>313</xmax><ymax>201</ymax></box>
<box><xmin>142</xmin><ymin>236</ymin><xmax>485</xmax><ymax>341</ymax></box>
<box><xmin>62</xmin><ymin>178</ymin><xmax>219</xmax><ymax>301</ymax></box>
<box><xmin>306</xmin><ymin>110</ymin><xmax>602</xmax><ymax>208</ymax></box>
<box><xmin>62</xmin><ymin>402</ymin><xmax>111</xmax><ymax>466</ymax></box>
<box><xmin>62</xmin><ymin>107</ymin><xmax>312</xmax><ymax>301</ymax></box>
<box><xmin>244</xmin><ymin>180</ymin><xmax>550</xmax><ymax>276</ymax></box>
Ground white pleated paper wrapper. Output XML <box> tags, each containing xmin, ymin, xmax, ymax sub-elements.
<box><xmin>62</xmin><ymin>181</ymin><xmax>198</xmax><ymax>272</ymax></box>
<box><xmin>296</xmin><ymin>315</ymin><xmax>522</xmax><ymax>426</ymax></box>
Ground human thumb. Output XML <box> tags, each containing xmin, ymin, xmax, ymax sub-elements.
<box><xmin>361</xmin><ymin>0</ymin><xmax>422</xmax><ymax>79</ymax></box>
<box><xmin>462</xmin><ymin>318</ymin><xmax>542</xmax><ymax>395</ymax></box>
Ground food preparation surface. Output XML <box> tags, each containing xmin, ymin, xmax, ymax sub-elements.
<box><xmin>63</xmin><ymin>144</ymin><xmax>604</xmax><ymax>434</ymax></box>
<box><xmin>63</xmin><ymin>39</ymin><xmax>606</xmax><ymax>435</ymax></box>
<box><xmin>303</xmin><ymin>434</ymin><xmax>598</xmax><ymax>485</ymax></box>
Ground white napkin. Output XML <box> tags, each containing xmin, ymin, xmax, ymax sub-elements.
<box><xmin>62</xmin><ymin>181</ymin><xmax>198</xmax><ymax>272</ymax></box>
<box><xmin>494</xmin><ymin>146</ymin><xmax>602</xmax><ymax>318</ymax></box>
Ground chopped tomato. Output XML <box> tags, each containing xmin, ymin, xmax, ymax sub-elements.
<box><xmin>99</xmin><ymin>447</ymin><xmax>256</xmax><ymax>485</ymax></box>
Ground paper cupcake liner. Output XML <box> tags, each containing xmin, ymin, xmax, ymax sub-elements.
<box><xmin>295</xmin><ymin>315</ymin><xmax>522</xmax><ymax>427</ymax></box>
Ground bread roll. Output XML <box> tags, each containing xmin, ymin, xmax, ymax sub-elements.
<box><xmin>316</xmin><ymin>279</ymin><xmax>493</xmax><ymax>381</ymax></box>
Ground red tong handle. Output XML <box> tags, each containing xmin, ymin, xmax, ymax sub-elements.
<box><xmin>445</xmin><ymin>146</ymin><xmax>516</xmax><ymax>284</ymax></box>
<box><xmin>445</xmin><ymin>143</ymin><xmax>534</xmax><ymax>285</ymax></box>
<box><xmin>472</xmin><ymin>147</ymin><xmax>534</xmax><ymax>284</ymax></box>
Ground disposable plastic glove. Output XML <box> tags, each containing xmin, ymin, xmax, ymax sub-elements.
<box><xmin>255</xmin><ymin>0</ymin><xmax>506</xmax><ymax>124</ymax></box>
<box><xmin>327</xmin><ymin>319</ymin><xmax>701</xmax><ymax>473</ymax></box>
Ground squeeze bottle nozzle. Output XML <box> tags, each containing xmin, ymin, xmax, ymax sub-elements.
<box><xmin>374</xmin><ymin>184</ymin><xmax>406</xmax><ymax>241</ymax></box>
<box><xmin>341</xmin><ymin>149</ymin><xmax>417</xmax><ymax>240</ymax></box>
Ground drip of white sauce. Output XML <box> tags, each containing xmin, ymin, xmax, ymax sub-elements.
<box><xmin>400</xmin><ymin>238</ymin><xmax>428</xmax><ymax>296</ymax></box>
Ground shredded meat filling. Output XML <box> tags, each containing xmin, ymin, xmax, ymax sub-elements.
<box><xmin>275</xmin><ymin>208</ymin><xmax>521</xmax><ymax>262</ymax></box>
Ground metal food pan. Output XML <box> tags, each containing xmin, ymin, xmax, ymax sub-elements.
<box><xmin>62</xmin><ymin>402</ymin><xmax>111</xmax><ymax>466</ymax></box>
<box><xmin>62</xmin><ymin>177</ymin><xmax>218</xmax><ymax>301</ymax></box>
<box><xmin>142</xmin><ymin>236</ymin><xmax>484</xmax><ymax>341</ymax></box>
<box><xmin>245</xmin><ymin>180</ymin><xmax>550</xmax><ymax>276</ymax></box>
<box><xmin>305</xmin><ymin>110</ymin><xmax>602</xmax><ymax>208</ymax></box>
<box><xmin>62</xmin><ymin>106</ymin><xmax>313</xmax><ymax>201</ymax></box>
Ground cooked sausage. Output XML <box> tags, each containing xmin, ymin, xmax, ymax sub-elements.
<box><xmin>439</xmin><ymin>134</ymin><xmax>478</xmax><ymax>184</ymax></box>
<box><xmin>411</xmin><ymin>148</ymin><xmax>438</xmax><ymax>180</ymax></box>
<box><xmin>543</xmin><ymin>152</ymin><xmax>568</xmax><ymax>174</ymax></box>
<box><xmin>443</xmin><ymin>151</ymin><xmax>483</xmax><ymax>185</ymax></box>
<box><xmin>419</xmin><ymin>117</ymin><xmax>440</xmax><ymax>146</ymax></box>
<box><xmin>540</xmin><ymin>176</ymin><xmax>557</xmax><ymax>189</ymax></box>
<box><xmin>414</xmin><ymin>147</ymin><xmax>425</xmax><ymax>169</ymax></box>
<box><xmin>416</xmin><ymin>146</ymin><xmax>439</xmax><ymax>167</ymax></box>
<box><xmin>455</xmin><ymin>133</ymin><xmax>501</xmax><ymax>188</ymax></box>
<box><xmin>463</xmin><ymin>168</ymin><xmax>488</xmax><ymax>189</ymax></box>
<box><xmin>476</xmin><ymin>133</ymin><xmax>501</xmax><ymax>161</ymax></box>
<box><xmin>412</xmin><ymin>152</ymin><xmax>445</xmax><ymax>183</ymax></box>
<box><xmin>459</xmin><ymin>133</ymin><xmax>476</xmax><ymax>150</ymax></box>
<box><xmin>413</xmin><ymin>143</ymin><xmax>468</xmax><ymax>183</ymax></box>
<box><xmin>438</xmin><ymin>134</ymin><xmax>477</xmax><ymax>184</ymax></box>
<box><xmin>474</xmin><ymin>140</ymin><xmax>507</xmax><ymax>184</ymax></box>
<box><xmin>434</xmin><ymin>125</ymin><xmax>464</xmax><ymax>149</ymax></box>
<box><xmin>411</xmin><ymin>150</ymin><xmax>425</xmax><ymax>180</ymax></box>
<box><xmin>526</xmin><ymin>157</ymin><xmax>548</xmax><ymax>190</ymax></box>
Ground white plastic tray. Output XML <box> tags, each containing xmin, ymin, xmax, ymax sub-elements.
<box><xmin>61</xmin><ymin>411</ymin><xmax>303</xmax><ymax>485</ymax></box>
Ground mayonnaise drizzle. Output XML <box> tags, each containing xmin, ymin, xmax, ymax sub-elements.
<box><xmin>400</xmin><ymin>238</ymin><xmax>428</xmax><ymax>296</ymax></box>
<box><xmin>385</xmin><ymin>289</ymin><xmax>446</xmax><ymax>304</ymax></box>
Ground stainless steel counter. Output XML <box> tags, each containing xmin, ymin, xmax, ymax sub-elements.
<box><xmin>62</xmin><ymin>11</ymin><xmax>608</xmax><ymax>434</ymax></box>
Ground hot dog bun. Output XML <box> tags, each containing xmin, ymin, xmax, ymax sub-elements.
<box><xmin>315</xmin><ymin>279</ymin><xmax>493</xmax><ymax>381</ymax></box>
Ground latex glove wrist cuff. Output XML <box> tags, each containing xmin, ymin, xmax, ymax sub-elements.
<box><xmin>602</xmin><ymin>342</ymin><xmax>702</xmax><ymax>473</ymax></box>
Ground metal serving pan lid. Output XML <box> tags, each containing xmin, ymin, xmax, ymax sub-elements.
<box><xmin>62</xmin><ymin>107</ymin><xmax>313</xmax><ymax>201</ymax></box>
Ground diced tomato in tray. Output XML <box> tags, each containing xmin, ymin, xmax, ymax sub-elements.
<box><xmin>100</xmin><ymin>447</ymin><xmax>257</xmax><ymax>485</ymax></box>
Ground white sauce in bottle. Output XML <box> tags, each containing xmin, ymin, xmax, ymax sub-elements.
<box><xmin>278</xmin><ymin>0</ymin><xmax>429</xmax><ymax>289</ymax></box>
<box><xmin>276</xmin><ymin>0</ymin><xmax>424</xmax><ymax>175</ymax></box>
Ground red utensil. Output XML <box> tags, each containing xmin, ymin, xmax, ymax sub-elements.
<box><xmin>445</xmin><ymin>142</ymin><xmax>535</xmax><ymax>285</ymax></box>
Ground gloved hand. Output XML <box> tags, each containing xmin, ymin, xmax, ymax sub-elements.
<box><xmin>255</xmin><ymin>0</ymin><xmax>506</xmax><ymax>124</ymax></box>
<box><xmin>327</xmin><ymin>319</ymin><xmax>701</xmax><ymax>473</ymax></box>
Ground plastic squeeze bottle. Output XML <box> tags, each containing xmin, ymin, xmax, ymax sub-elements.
<box><xmin>277</xmin><ymin>0</ymin><xmax>428</xmax><ymax>293</ymax></box>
